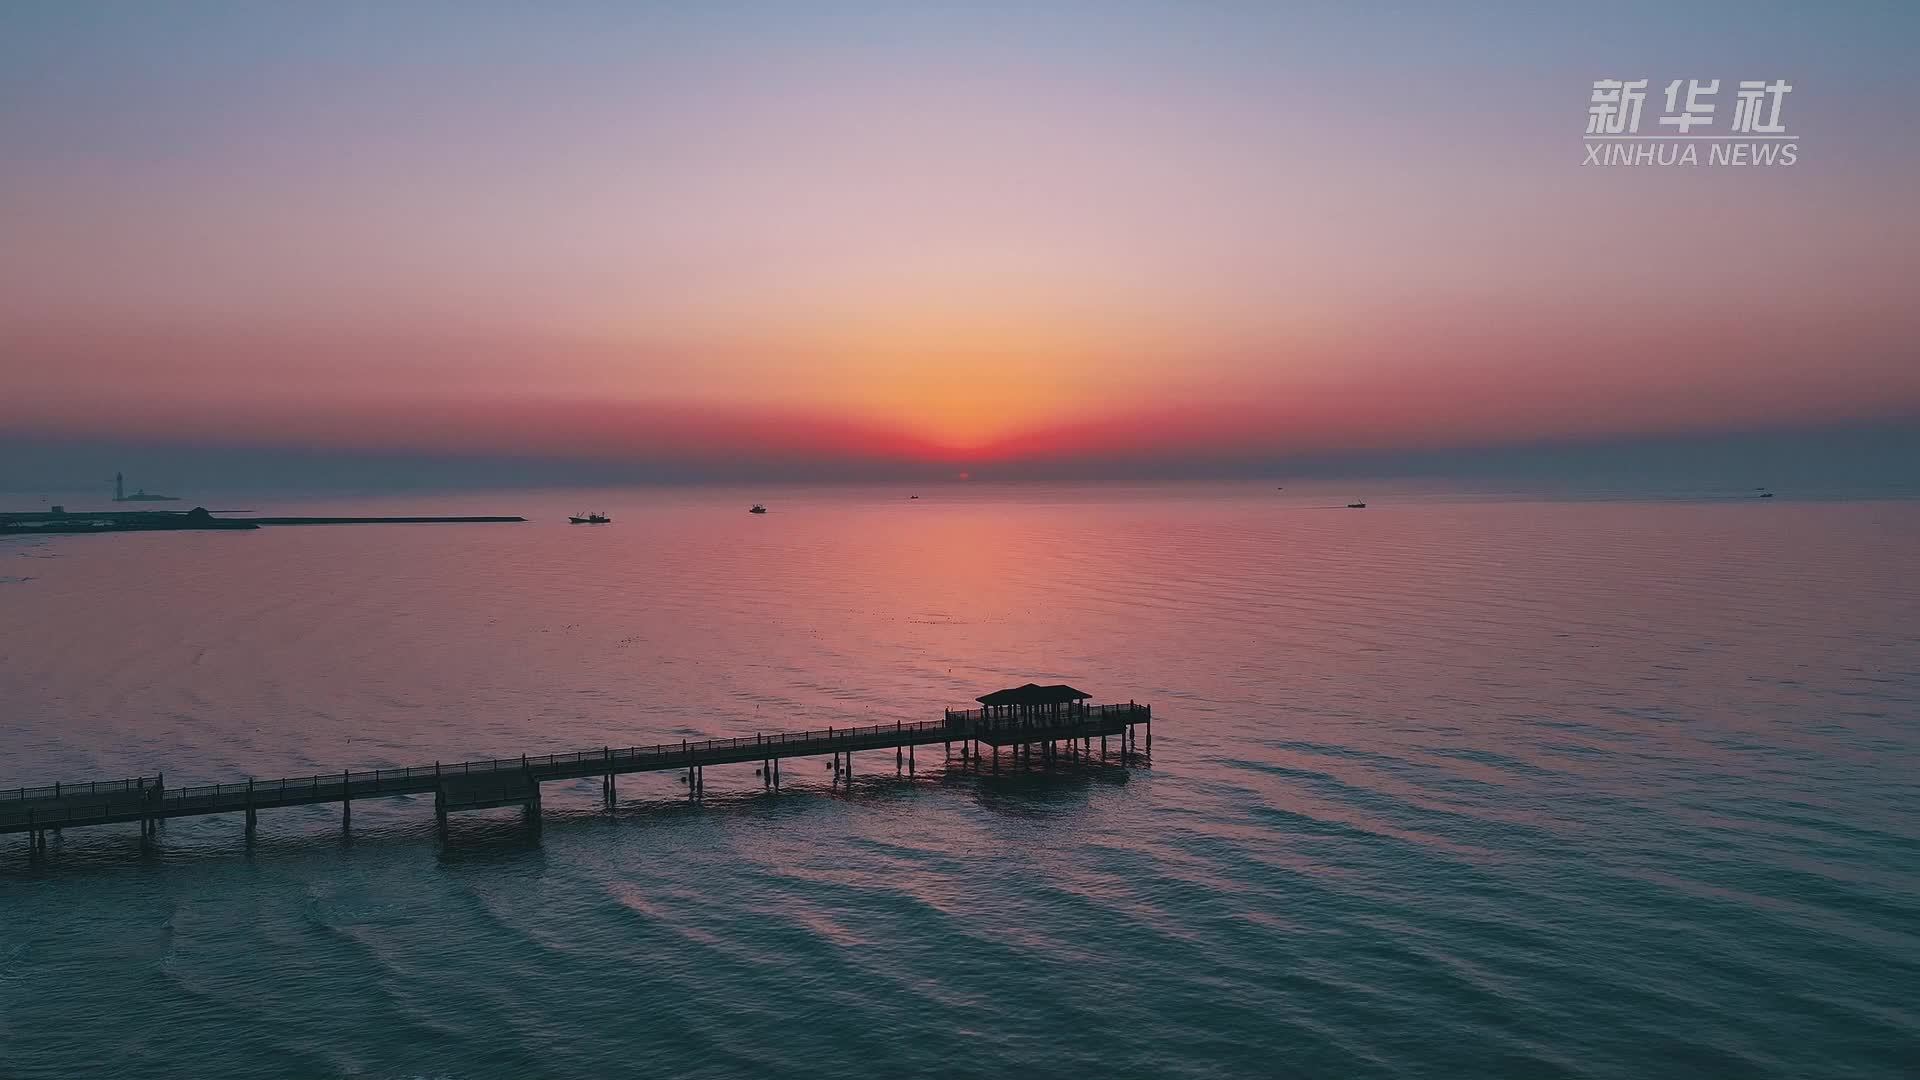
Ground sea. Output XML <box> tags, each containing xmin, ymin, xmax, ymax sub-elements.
<box><xmin>1</xmin><ymin>483</ymin><xmax>1915</xmax><ymax>1079</ymax></box>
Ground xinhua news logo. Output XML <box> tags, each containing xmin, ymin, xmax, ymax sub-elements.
<box><xmin>1584</xmin><ymin>79</ymin><xmax>1798</xmax><ymax>166</ymax></box>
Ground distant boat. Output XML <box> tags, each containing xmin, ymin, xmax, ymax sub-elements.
<box><xmin>569</xmin><ymin>512</ymin><xmax>611</xmax><ymax>524</ymax></box>
<box><xmin>909</xmin><ymin>495</ymin><xmax>920</xmax><ymax>499</ymax></box>
<box><xmin>1758</xmin><ymin>492</ymin><xmax>1775</xmax><ymax>498</ymax></box>
<box><xmin>749</xmin><ymin>504</ymin><xmax>767</xmax><ymax>514</ymax></box>
<box><xmin>1347</xmin><ymin>502</ymin><xmax>1367</xmax><ymax>509</ymax></box>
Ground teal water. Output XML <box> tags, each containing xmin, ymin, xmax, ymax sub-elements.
<box><xmin>2</xmin><ymin>486</ymin><xmax>1916</xmax><ymax>1078</ymax></box>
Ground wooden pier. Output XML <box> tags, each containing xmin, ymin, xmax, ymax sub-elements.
<box><xmin>4</xmin><ymin>699</ymin><xmax>1150</xmax><ymax>855</ymax></box>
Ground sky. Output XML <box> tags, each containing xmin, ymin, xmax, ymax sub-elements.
<box><xmin>2</xmin><ymin>1</ymin><xmax>1916</xmax><ymax>485</ymax></box>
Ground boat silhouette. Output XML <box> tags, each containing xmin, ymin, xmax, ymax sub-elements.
<box><xmin>569</xmin><ymin>512</ymin><xmax>611</xmax><ymax>524</ymax></box>
<box><xmin>749</xmin><ymin>504</ymin><xmax>767</xmax><ymax>514</ymax></box>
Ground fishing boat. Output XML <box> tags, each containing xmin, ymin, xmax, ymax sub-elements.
<box><xmin>1347</xmin><ymin>502</ymin><xmax>1367</xmax><ymax>509</ymax></box>
<box><xmin>749</xmin><ymin>504</ymin><xmax>767</xmax><ymax>514</ymax></box>
<box><xmin>569</xmin><ymin>512</ymin><xmax>611</xmax><ymax>524</ymax></box>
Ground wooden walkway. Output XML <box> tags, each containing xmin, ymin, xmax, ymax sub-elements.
<box><xmin>5</xmin><ymin>703</ymin><xmax>1151</xmax><ymax>854</ymax></box>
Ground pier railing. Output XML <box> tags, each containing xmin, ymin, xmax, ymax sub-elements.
<box><xmin>942</xmin><ymin>702</ymin><xmax>1148</xmax><ymax>727</ymax></box>
<box><xmin>0</xmin><ymin>776</ymin><xmax>157</xmax><ymax>803</ymax></box>
<box><xmin>158</xmin><ymin>718</ymin><xmax>969</xmax><ymax>805</ymax></box>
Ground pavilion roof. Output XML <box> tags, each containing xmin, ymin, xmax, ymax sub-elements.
<box><xmin>975</xmin><ymin>683</ymin><xmax>1092</xmax><ymax>707</ymax></box>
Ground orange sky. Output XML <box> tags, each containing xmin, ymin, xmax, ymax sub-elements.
<box><xmin>3</xmin><ymin>5</ymin><xmax>1918</xmax><ymax>472</ymax></box>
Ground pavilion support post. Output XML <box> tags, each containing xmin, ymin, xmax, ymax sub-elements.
<box><xmin>435</xmin><ymin>789</ymin><xmax>447</xmax><ymax>835</ymax></box>
<box><xmin>245</xmin><ymin>778</ymin><xmax>256</xmax><ymax>835</ymax></box>
<box><xmin>909</xmin><ymin>744</ymin><xmax>915</xmax><ymax>775</ymax></box>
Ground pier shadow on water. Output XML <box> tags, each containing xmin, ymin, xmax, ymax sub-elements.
<box><xmin>2</xmin><ymin>757</ymin><xmax>1143</xmax><ymax>879</ymax></box>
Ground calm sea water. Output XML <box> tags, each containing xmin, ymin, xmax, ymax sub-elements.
<box><xmin>2</xmin><ymin>484</ymin><xmax>1916</xmax><ymax>1079</ymax></box>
